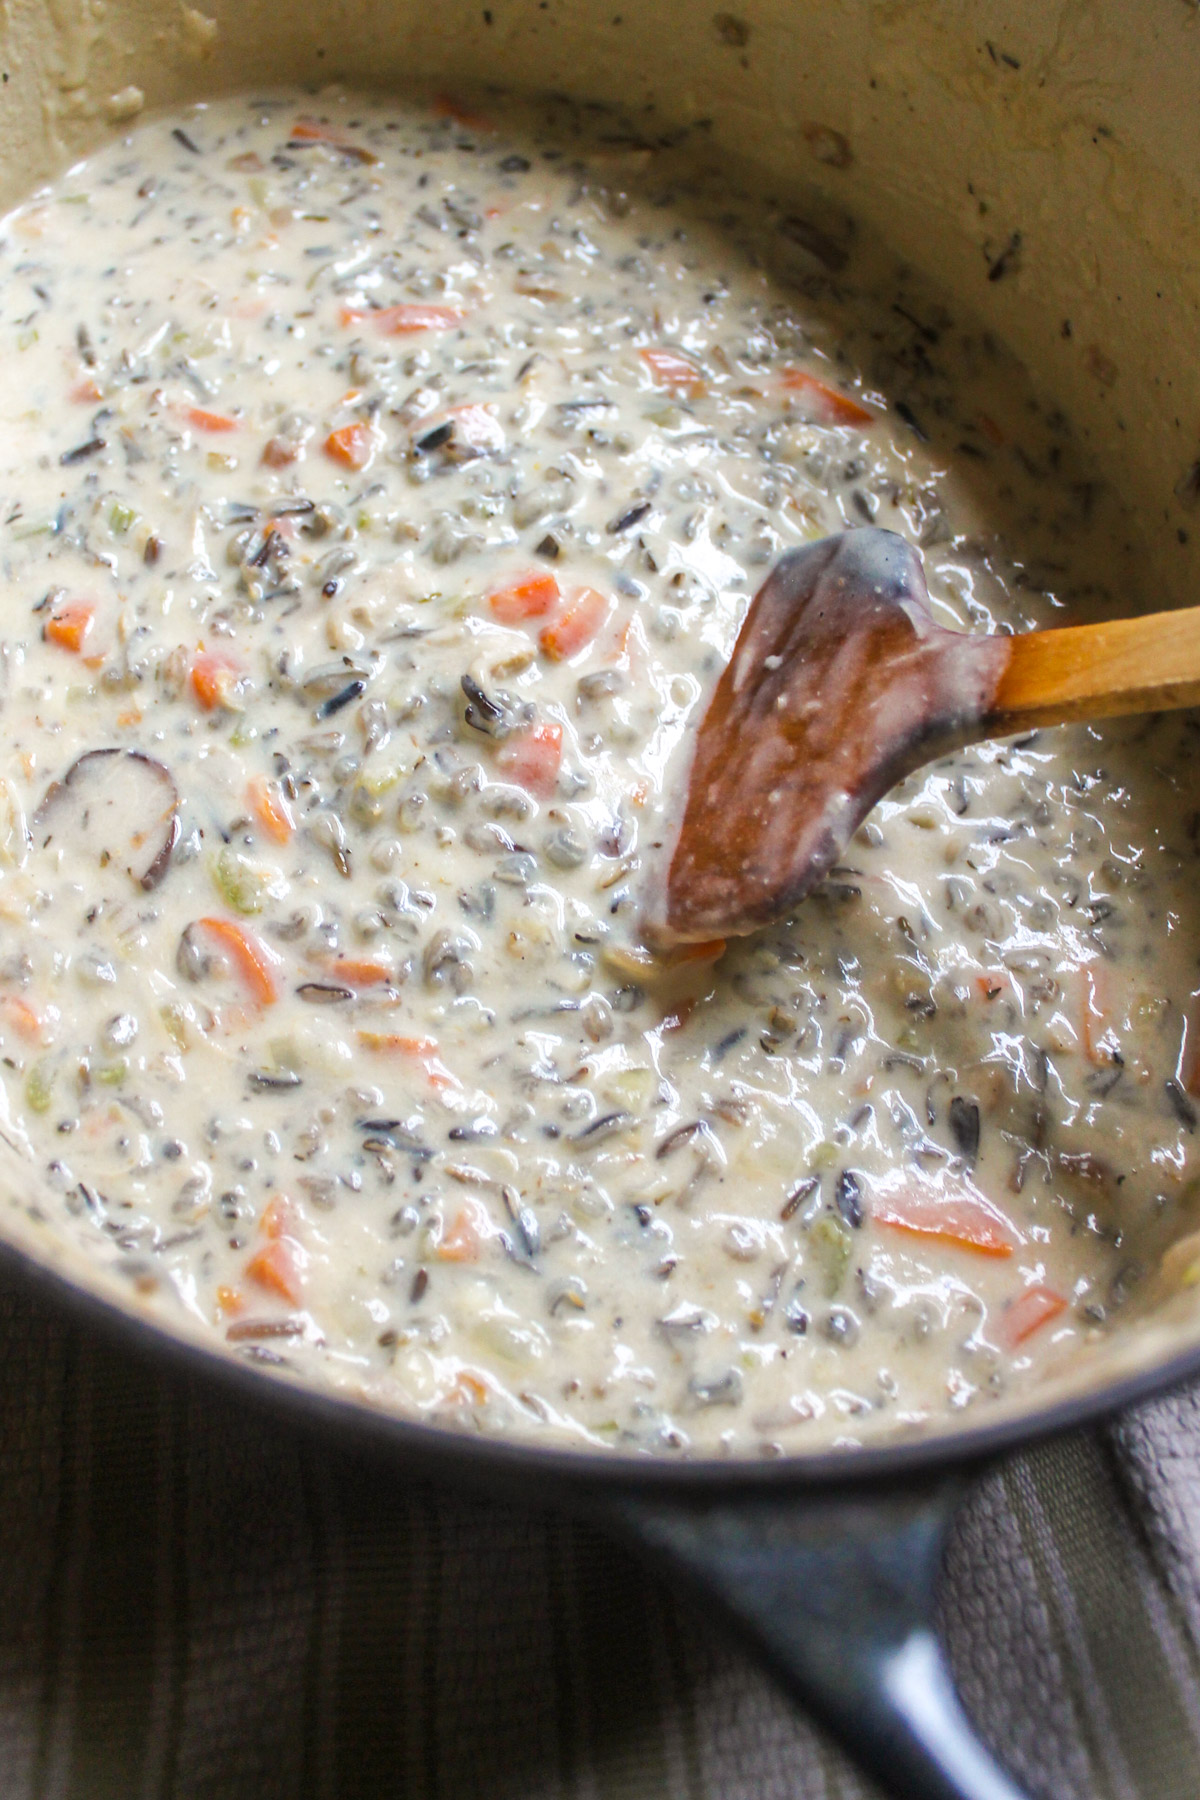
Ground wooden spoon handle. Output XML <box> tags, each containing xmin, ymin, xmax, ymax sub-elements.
<box><xmin>986</xmin><ymin>603</ymin><xmax>1200</xmax><ymax>733</ymax></box>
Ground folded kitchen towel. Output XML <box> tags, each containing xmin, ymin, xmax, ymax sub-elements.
<box><xmin>1</xmin><ymin>1260</ymin><xmax>1199</xmax><ymax>1800</ymax></box>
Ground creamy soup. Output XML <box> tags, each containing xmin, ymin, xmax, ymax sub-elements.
<box><xmin>0</xmin><ymin>89</ymin><xmax>1195</xmax><ymax>1456</ymax></box>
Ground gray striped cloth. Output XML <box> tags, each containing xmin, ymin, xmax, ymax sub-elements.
<box><xmin>2</xmin><ymin>1263</ymin><xmax>1200</xmax><ymax>1800</ymax></box>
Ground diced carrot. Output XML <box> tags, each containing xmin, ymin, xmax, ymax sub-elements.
<box><xmin>1081</xmin><ymin>964</ymin><xmax>1116</xmax><ymax>1066</ymax></box>
<box><xmin>45</xmin><ymin>602</ymin><xmax>95</xmax><ymax>654</ymax></box>
<box><xmin>190</xmin><ymin>649</ymin><xmax>242</xmax><ymax>711</ymax></box>
<box><xmin>451</xmin><ymin>1369</ymin><xmax>490</xmax><ymax>1404</ymax></box>
<box><xmin>629</xmin><ymin>780</ymin><xmax>650</xmax><ymax>808</ymax></box>
<box><xmin>2</xmin><ymin>996</ymin><xmax>43</xmax><ymax>1043</ymax></box>
<box><xmin>195</xmin><ymin>917</ymin><xmax>280</xmax><ymax>1007</ymax></box>
<box><xmin>259</xmin><ymin>1195</ymin><xmax>296</xmax><ymax>1240</ymax></box>
<box><xmin>215</xmin><ymin>1284</ymin><xmax>244</xmax><ymax>1317</ymax></box>
<box><xmin>779</xmin><ymin>368</ymin><xmax>875</xmax><ymax>425</ymax></box>
<box><xmin>245</xmin><ymin>1238</ymin><xmax>303</xmax><ymax>1306</ymax></box>
<box><xmin>999</xmin><ymin>1282</ymin><xmax>1068</xmax><ymax>1348</ymax></box>
<box><xmin>329</xmin><ymin>959</ymin><xmax>393</xmax><ymax>988</ymax></box>
<box><xmin>288</xmin><ymin>117</ymin><xmax>377</xmax><ymax>162</ymax></box>
<box><xmin>355</xmin><ymin>1031</ymin><xmax>457</xmax><ymax>1090</ymax></box>
<box><xmin>670</xmin><ymin>938</ymin><xmax>726</xmax><ymax>966</ymax></box>
<box><xmin>324</xmin><ymin>422</ymin><xmax>373</xmax><ymax>469</ymax></box>
<box><xmin>70</xmin><ymin>378</ymin><xmax>102</xmax><ymax>403</ymax></box>
<box><xmin>338</xmin><ymin>303</ymin><xmax>463</xmax><ymax>335</ymax></box>
<box><xmin>489</xmin><ymin>571</ymin><xmax>560</xmax><ymax>623</ymax></box>
<box><xmin>357</xmin><ymin>1032</ymin><xmax>440</xmax><ymax>1057</ymax></box>
<box><xmin>976</xmin><ymin>970</ymin><xmax>1010</xmax><ymax>1001</ymax></box>
<box><xmin>438</xmin><ymin>1201</ymin><xmax>486</xmax><ymax>1263</ymax></box>
<box><xmin>246</xmin><ymin>774</ymin><xmax>294</xmax><ymax>844</ymax></box>
<box><xmin>116</xmin><ymin>708</ymin><xmax>143</xmax><ymax>728</ymax></box>
<box><xmin>873</xmin><ymin>1175</ymin><xmax>1018</xmax><ymax>1258</ymax></box>
<box><xmin>431</xmin><ymin>93</ymin><xmax>493</xmax><ymax>132</ymax></box>
<box><xmin>640</xmin><ymin>346</ymin><xmax>705</xmax><ymax>395</ymax></box>
<box><xmin>539</xmin><ymin>585</ymin><xmax>612</xmax><ymax>661</ymax></box>
<box><xmin>290</xmin><ymin>116</ymin><xmax>341</xmax><ymax>142</ymax></box>
<box><xmin>188</xmin><ymin>407</ymin><xmax>239</xmax><ymax>432</ymax></box>
<box><xmin>496</xmin><ymin>721</ymin><xmax>563</xmax><ymax>798</ymax></box>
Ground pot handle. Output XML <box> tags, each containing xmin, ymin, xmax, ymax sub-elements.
<box><xmin>609</xmin><ymin>1471</ymin><xmax>1028</xmax><ymax>1800</ymax></box>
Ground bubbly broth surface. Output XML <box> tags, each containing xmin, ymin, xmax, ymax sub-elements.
<box><xmin>0</xmin><ymin>90</ymin><xmax>1195</xmax><ymax>1454</ymax></box>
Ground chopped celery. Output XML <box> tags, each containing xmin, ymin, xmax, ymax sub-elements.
<box><xmin>213</xmin><ymin>848</ymin><xmax>268</xmax><ymax>915</ymax></box>
<box><xmin>601</xmin><ymin>1066</ymin><xmax>656</xmax><ymax>1109</ymax></box>
<box><xmin>109</xmin><ymin>501</ymin><xmax>137</xmax><ymax>534</ymax></box>
<box><xmin>25</xmin><ymin>1060</ymin><xmax>54</xmax><ymax>1114</ymax></box>
<box><xmin>809</xmin><ymin>1216</ymin><xmax>853</xmax><ymax>1296</ymax></box>
<box><xmin>159</xmin><ymin>1003</ymin><xmax>189</xmax><ymax>1052</ymax></box>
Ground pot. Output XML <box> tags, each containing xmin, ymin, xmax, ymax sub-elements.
<box><xmin>1</xmin><ymin>3</ymin><xmax>1199</xmax><ymax>1796</ymax></box>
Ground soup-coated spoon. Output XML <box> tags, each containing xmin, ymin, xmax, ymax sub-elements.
<box><xmin>657</xmin><ymin>526</ymin><xmax>1200</xmax><ymax>944</ymax></box>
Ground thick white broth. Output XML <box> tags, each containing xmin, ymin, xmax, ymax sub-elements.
<box><xmin>0</xmin><ymin>90</ymin><xmax>1195</xmax><ymax>1455</ymax></box>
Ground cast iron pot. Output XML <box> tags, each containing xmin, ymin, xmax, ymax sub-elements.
<box><xmin>3</xmin><ymin>2</ymin><xmax>1200</xmax><ymax>1796</ymax></box>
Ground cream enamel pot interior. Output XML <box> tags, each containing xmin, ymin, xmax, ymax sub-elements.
<box><xmin>2</xmin><ymin>3</ymin><xmax>1200</xmax><ymax>1797</ymax></box>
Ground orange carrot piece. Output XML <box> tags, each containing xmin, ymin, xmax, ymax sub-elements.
<box><xmin>190</xmin><ymin>649</ymin><xmax>242</xmax><ymax>711</ymax></box>
<box><xmin>289</xmin><ymin>116</ymin><xmax>346</xmax><ymax>143</ymax></box>
<box><xmin>45</xmin><ymin>602</ymin><xmax>95</xmax><ymax>653</ymax></box>
<box><xmin>539</xmin><ymin>586</ymin><xmax>611</xmax><ymax>662</ymax></box>
<box><xmin>496</xmin><ymin>722</ymin><xmax>563</xmax><ymax>798</ymax></box>
<box><xmin>357</xmin><ymin>1032</ymin><xmax>440</xmax><ymax>1057</ymax></box>
<box><xmin>188</xmin><ymin>407</ymin><xmax>239</xmax><ymax>433</ymax></box>
<box><xmin>489</xmin><ymin>572</ymin><xmax>560</xmax><ymax>623</ymax></box>
<box><xmin>339</xmin><ymin>303</ymin><xmax>463</xmax><ymax>335</ymax></box>
<box><xmin>779</xmin><ymin>368</ymin><xmax>875</xmax><ymax>426</ymax></box>
<box><xmin>355</xmin><ymin>1031</ymin><xmax>457</xmax><ymax>1090</ymax></box>
<box><xmin>215</xmin><ymin>1284</ymin><xmax>244</xmax><ymax>1317</ymax></box>
<box><xmin>670</xmin><ymin>938</ymin><xmax>726</xmax><ymax>965</ymax></box>
<box><xmin>438</xmin><ymin>1203</ymin><xmax>484</xmax><ymax>1263</ymax></box>
<box><xmin>431</xmin><ymin>93</ymin><xmax>493</xmax><ymax>132</ymax></box>
<box><xmin>2</xmin><ymin>996</ymin><xmax>43</xmax><ymax>1042</ymax></box>
<box><xmin>247</xmin><ymin>774</ymin><xmax>294</xmax><ymax>844</ymax></box>
<box><xmin>245</xmin><ymin>1239</ymin><xmax>303</xmax><ymax>1305</ymax></box>
<box><xmin>640</xmin><ymin>346</ymin><xmax>705</xmax><ymax>395</ymax></box>
<box><xmin>873</xmin><ymin>1178</ymin><xmax>1017</xmax><ymax>1258</ymax></box>
<box><xmin>452</xmin><ymin>1369</ymin><xmax>490</xmax><ymax>1404</ymax></box>
<box><xmin>259</xmin><ymin>1194</ymin><xmax>297</xmax><ymax>1241</ymax></box>
<box><xmin>71</xmin><ymin>378</ymin><xmax>103</xmax><ymax>404</ymax></box>
<box><xmin>324</xmin><ymin>422</ymin><xmax>372</xmax><ymax>469</ymax></box>
<box><xmin>1081</xmin><ymin>965</ymin><xmax>1115</xmax><ymax>1066</ymax></box>
<box><xmin>976</xmin><ymin>970</ymin><xmax>1010</xmax><ymax>1001</ymax></box>
<box><xmin>329</xmin><ymin>959</ymin><xmax>394</xmax><ymax>988</ymax></box>
<box><xmin>196</xmin><ymin>917</ymin><xmax>280</xmax><ymax>1007</ymax></box>
<box><xmin>1000</xmin><ymin>1282</ymin><xmax>1068</xmax><ymax>1348</ymax></box>
<box><xmin>288</xmin><ymin>117</ymin><xmax>377</xmax><ymax>162</ymax></box>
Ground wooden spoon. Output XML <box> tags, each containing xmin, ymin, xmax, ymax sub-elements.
<box><xmin>656</xmin><ymin>526</ymin><xmax>1200</xmax><ymax>944</ymax></box>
